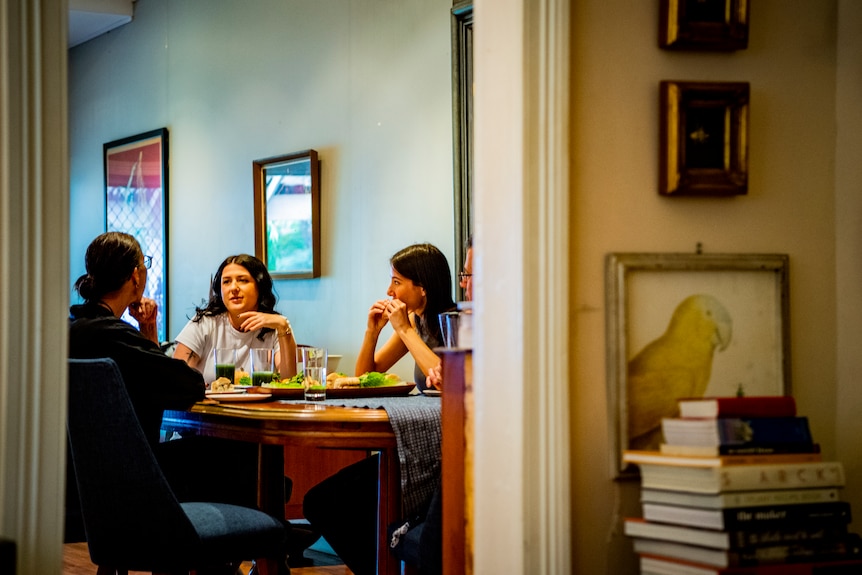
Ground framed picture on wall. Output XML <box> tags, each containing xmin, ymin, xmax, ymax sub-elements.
<box><xmin>659</xmin><ymin>0</ymin><xmax>749</xmax><ymax>51</ymax></box>
<box><xmin>659</xmin><ymin>81</ymin><xmax>749</xmax><ymax>197</ymax></box>
<box><xmin>605</xmin><ymin>252</ymin><xmax>791</xmax><ymax>478</ymax></box>
<box><xmin>104</xmin><ymin>128</ymin><xmax>169</xmax><ymax>343</ymax></box>
<box><xmin>253</xmin><ymin>150</ymin><xmax>320</xmax><ymax>279</ymax></box>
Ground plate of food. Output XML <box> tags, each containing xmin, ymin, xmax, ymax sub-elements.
<box><xmin>251</xmin><ymin>371</ymin><xmax>415</xmax><ymax>399</ymax></box>
<box><xmin>205</xmin><ymin>388</ymin><xmax>247</xmax><ymax>395</ymax></box>
<box><xmin>206</xmin><ymin>392</ymin><xmax>273</xmax><ymax>402</ymax></box>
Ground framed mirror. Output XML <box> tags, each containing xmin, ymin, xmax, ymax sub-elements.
<box><xmin>253</xmin><ymin>150</ymin><xmax>320</xmax><ymax>279</ymax></box>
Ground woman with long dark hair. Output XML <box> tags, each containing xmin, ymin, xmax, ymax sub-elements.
<box><xmin>355</xmin><ymin>243</ymin><xmax>455</xmax><ymax>391</ymax></box>
<box><xmin>174</xmin><ymin>254</ymin><xmax>297</xmax><ymax>383</ymax></box>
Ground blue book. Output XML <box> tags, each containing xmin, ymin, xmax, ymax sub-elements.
<box><xmin>661</xmin><ymin>416</ymin><xmax>813</xmax><ymax>447</ymax></box>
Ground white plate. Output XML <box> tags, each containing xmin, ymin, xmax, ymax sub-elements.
<box><xmin>206</xmin><ymin>392</ymin><xmax>272</xmax><ymax>402</ymax></box>
<box><xmin>422</xmin><ymin>389</ymin><xmax>441</xmax><ymax>396</ymax></box>
<box><xmin>205</xmin><ymin>388</ymin><xmax>246</xmax><ymax>395</ymax></box>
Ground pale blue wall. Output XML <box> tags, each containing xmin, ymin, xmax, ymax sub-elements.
<box><xmin>69</xmin><ymin>0</ymin><xmax>455</xmax><ymax>380</ymax></box>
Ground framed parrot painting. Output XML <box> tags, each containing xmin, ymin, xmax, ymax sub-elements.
<box><xmin>605</xmin><ymin>252</ymin><xmax>790</xmax><ymax>478</ymax></box>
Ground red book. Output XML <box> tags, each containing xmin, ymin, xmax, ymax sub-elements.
<box><xmin>678</xmin><ymin>396</ymin><xmax>797</xmax><ymax>419</ymax></box>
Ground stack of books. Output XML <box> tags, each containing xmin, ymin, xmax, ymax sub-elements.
<box><xmin>622</xmin><ymin>395</ymin><xmax>862</xmax><ymax>574</ymax></box>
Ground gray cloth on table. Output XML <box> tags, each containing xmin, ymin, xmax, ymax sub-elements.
<box><xmin>289</xmin><ymin>395</ymin><xmax>441</xmax><ymax>517</ymax></box>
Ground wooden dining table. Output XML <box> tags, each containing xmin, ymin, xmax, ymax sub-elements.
<box><xmin>162</xmin><ymin>396</ymin><xmax>439</xmax><ymax>575</ymax></box>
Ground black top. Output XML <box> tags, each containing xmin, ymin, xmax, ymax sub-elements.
<box><xmin>69</xmin><ymin>302</ymin><xmax>205</xmax><ymax>447</ymax></box>
<box><xmin>414</xmin><ymin>313</ymin><xmax>446</xmax><ymax>392</ymax></box>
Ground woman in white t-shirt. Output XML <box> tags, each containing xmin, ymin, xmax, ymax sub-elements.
<box><xmin>174</xmin><ymin>254</ymin><xmax>297</xmax><ymax>385</ymax></box>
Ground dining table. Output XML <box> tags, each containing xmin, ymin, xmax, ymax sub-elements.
<box><xmin>162</xmin><ymin>392</ymin><xmax>442</xmax><ymax>575</ymax></box>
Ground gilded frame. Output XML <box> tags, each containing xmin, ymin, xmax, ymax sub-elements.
<box><xmin>605</xmin><ymin>252</ymin><xmax>791</xmax><ymax>478</ymax></box>
<box><xmin>659</xmin><ymin>81</ymin><xmax>749</xmax><ymax>197</ymax></box>
<box><xmin>659</xmin><ymin>0</ymin><xmax>749</xmax><ymax>51</ymax></box>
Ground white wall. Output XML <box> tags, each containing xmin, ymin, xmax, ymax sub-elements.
<box><xmin>69</xmin><ymin>0</ymin><xmax>454</xmax><ymax>381</ymax></box>
<box><xmin>570</xmin><ymin>1</ymin><xmax>856</xmax><ymax>573</ymax></box>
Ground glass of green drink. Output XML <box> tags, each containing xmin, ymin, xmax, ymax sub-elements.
<box><xmin>213</xmin><ymin>348</ymin><xmax>236</xmax><ymax>384</ymax></box>
<box><xmin>251</xmin><ymin>348</ymin><xmax>275</xmax><ymax>387</ymax></box>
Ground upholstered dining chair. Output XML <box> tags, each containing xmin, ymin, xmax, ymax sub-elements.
<box><xmin>66</xmin><ymin>357</ymin><xmax>287</xmax><ymax>575</ymax></box>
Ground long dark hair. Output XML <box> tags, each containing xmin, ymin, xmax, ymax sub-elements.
<box><xmin>192</xmin><ymin>254</ymin><xmax>279</xmax><ymax>341</ymax></box>
<box><xmin>74</xmin><ymin>232</ymin><xmax>142</xmax><ymax>304</ymax></box>
<box><xmin>390</xmin><ymin>243</ymin><xmax>455</xmax><ymax>340</ymax></box>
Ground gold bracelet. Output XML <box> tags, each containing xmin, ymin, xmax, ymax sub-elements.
<box><xmin>278</xmin><ymin>323</ymin><xmax>292</xmax><ymax>337</ymax></box>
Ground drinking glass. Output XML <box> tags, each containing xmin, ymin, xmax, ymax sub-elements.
<box><xmin>213</xmin><ymin>348</ymin><xmax>237</xmax><ymax>384</ymax></box>
<box><xmin>438</xmin><ymin>311</ymin><xmax>461</xmax><ymax>348</ymax></box>
<box><xmin>250</xmin><ymin>348</ymin><xmax>275</xmax><ymax>387</ymax></box>
<box><xmin>302</xmin><ymin>347</ymin><xmax>328</xmax><ymax>401</ymax></box>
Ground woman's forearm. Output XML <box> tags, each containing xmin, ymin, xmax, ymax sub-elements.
<box><xmin>276</xmin><ymin>323</ymin><xmax>297</xmax><ymax>377</ymax></box>
<box><xmin>354</xmin><ymin>329</ymin><xmax>380</xmax><ymax>375</ymax></box>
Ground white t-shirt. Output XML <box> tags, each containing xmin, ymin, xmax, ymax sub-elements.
<box><xmin>175</xmin><ymin>313</ymin><xmax>280</xmax><ymax>384</ymax></box>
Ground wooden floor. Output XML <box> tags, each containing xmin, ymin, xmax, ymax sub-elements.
<box><xmin>63</xmin><ymin>543</ymin><xmax>353</xmax><ymax>575</ymax></box>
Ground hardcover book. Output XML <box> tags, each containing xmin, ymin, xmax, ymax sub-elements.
<box><xmin>642</xmin><ymin>501</ymin><xmax>852</xmax><ymax>531</ymax></box>
<box><xmin>677</xmin><ymin>396</ymin><xmax>797</xmax><ymax>419</ymax></box>
<box><xmin>659</xmin><ymin>443</ymin><xmax>821</xmax><ymax>457</ymax></box>
<box><xmin>640</xmin><ymin>553</ymin><xmax>862</xmax><ymax>575</ymax></box>
<box><xmin>661</xmin><ymin>416</ymin><xmax>813</xmax><ymax>448</ymax></box>
<box><xmin>640</xmin><ymin>487</ymin><xmax>843</xmax><ymax>510</ymax></box>
<box><xmin>635</xmin><ymin>460</ymin><xmax>845</xmax><ymax>494</ymax></box>
<box><xmin>624</xmin><ymin>449</ymin><xmax>822</xmax><ymax>468</ymax></box>
<box><xmin>633</xmin><ymin>534</ymin><xmax>860</xmax><ymax>568</ymax></box>
<box><xmin>624</xmin><ymin>517</ymin><xmax>848</xmax><ymax>550</ymax></box>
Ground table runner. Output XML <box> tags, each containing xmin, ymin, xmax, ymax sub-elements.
<box><xmin>288</xmin><ymin>395</ymin><xmax>441</xmax><ymax>516</ymax></box>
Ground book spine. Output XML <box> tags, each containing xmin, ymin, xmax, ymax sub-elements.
<box><xmin>679</xmin><ymin>396</ymin><xmax>797</xmax><ymax>419</ymax></box>
<box><xmin>717</xmin><ymin>488</ymin><xmax>840</xmax><ymax>508</ymax></box>
<box><xmin>717</xmin><ymin>443</ymin><xmax>820</xmax><ymax>456</ymax></box>
<box><xmin>718</xmin><ymin>461</ymin><xmax>844</xmax><ymax>491</ymax></box>
<box><xmin>728</xmin><ymin>524</ymin><xmax>848</xmax><ymax>549</ymax></box>
<box><xmin>727</xmin><ymin>537</ymin><xmax>858</xmax><ymax>568</ymax></box>
<box><xmin>722</xmin><ymin>558</ymin><xmax>862</xmax><ymax>574</ymax></box>
<box><xmin>717</xmin><ymin>417</ymin><xmax>812</xmax><ymax>446</ymax></box>
<box><xmin>721</xmin><ymin>502</ymin><xmax>851</xmax><ymax>529</ymax></box>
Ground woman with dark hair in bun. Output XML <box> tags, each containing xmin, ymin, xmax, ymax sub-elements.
<box><xmin>173</xmin><ymin>254</ymin><xmax>298</xmax><ymax>385</ymax></box>
<box><xmin>69</xmin><ymin>231</ymin><xmax>205</xmax><ymax>447</ymax></box>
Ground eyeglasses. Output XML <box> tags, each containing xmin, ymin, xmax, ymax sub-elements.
<box><xmin>142</xmin><ymin>255</ymin><xmax>152</xmax><ymax>269</ymax></box>
<box><xmin>458</xmin><ymin>272</ymin><xmax>472</xmax><ymax>282</ymax></box>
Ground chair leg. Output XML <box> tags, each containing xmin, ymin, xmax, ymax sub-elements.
<box><xmin>249</xmin><ymin>557</ymin><xmax>287</xmax><ymax>575</ymax></box>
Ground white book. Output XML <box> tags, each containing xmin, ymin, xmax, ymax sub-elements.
<box><xmin>640</xmin><ymin>487</ymin><xmax>842</xmax><ymax>509</ymax></box>
<box><xmin>637</xmin><ymin>460</ymin><xmax>845</xmax><ymax>493</ymax></box>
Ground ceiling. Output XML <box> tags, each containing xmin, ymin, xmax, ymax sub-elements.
<box><xmin>69</xmin><ymin>0</ymin><xmax>134</xmax><ymax>48</ymax></box>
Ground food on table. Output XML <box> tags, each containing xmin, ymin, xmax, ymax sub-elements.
<box><xmin>234</xmin><ymin>369</ymin><xmax>250</xmax><ymax>385</ymax></box>
<box><xmin>331</xmin><ymin>376</ymin><xmax>361</xmax><ymax>389</ymax></box>
<box><xmin>264</xmin><ymin>371</ymin><xmax>304</xmax><ymax>388</ymax></box>
<box><xmin>210</xmin><ymin>377</ymin><xmax>234</xmax><ymax>392</ymax></box>
<box><xmin>359</xmin><ymin>372</ymin><xmax>402</xmax><ymax>388</ymax></box>
<box><xmin>326</xmin><ymin>372</ymin><xmax>405</xmax><ymax>389</ymax></box>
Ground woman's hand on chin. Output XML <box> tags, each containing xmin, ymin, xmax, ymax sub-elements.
<box><xmin>128</xmin><ymin>297</ymin><xmax>158</xmax><ymax>325</ymax></box>
<box><xmin>238</xmin><ymin>310</ymin><xmax>283</xmax><ymax>333</ymax></box>
<box><xmin>384</xmin><ymin>299</ymin><xmax>411</xmax><ymax>331</ymax></box>
<box><xmin>129</xmin><ymin>297</ymin><xmax>159</xmax><ymax>343</ymax></box>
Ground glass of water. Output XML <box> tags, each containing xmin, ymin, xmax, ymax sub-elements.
<box><xmin>301</xmin><ymin>347</ymin><xmax>327</xmax><ymax>401</ymax></box>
